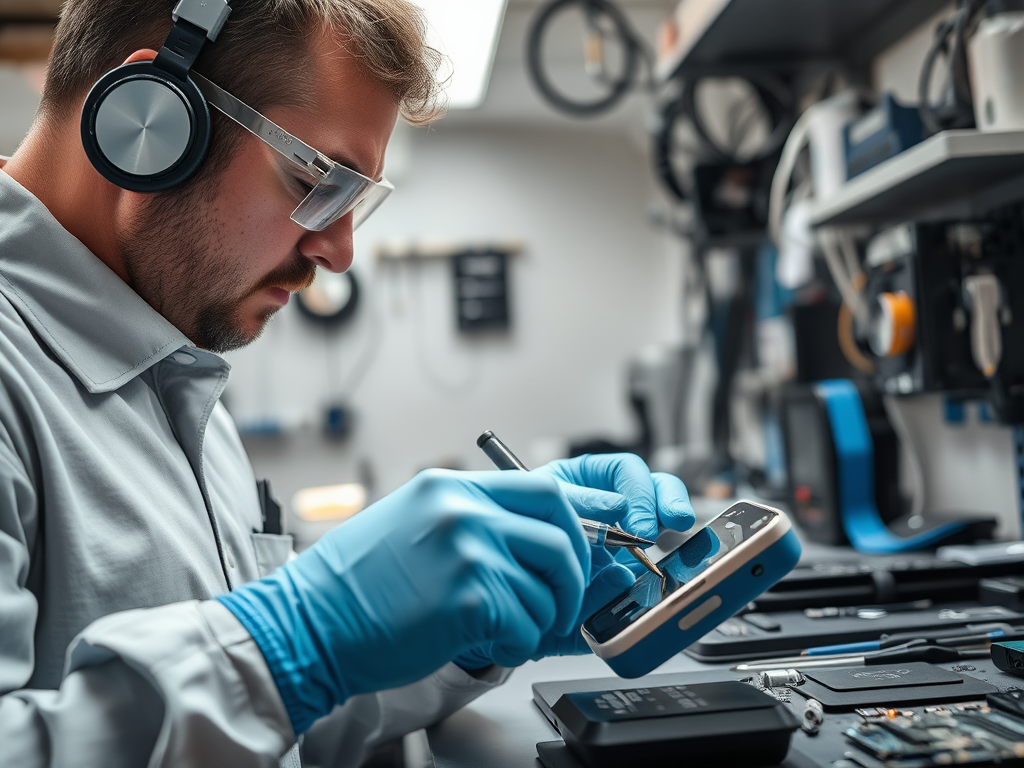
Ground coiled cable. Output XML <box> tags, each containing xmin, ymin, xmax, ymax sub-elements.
<box><xmin>526</xmin><ymin>0</ymin><xmax>651</xmax><ymax>117</ymax></box>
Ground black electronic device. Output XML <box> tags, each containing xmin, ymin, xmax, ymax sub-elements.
<box><xmin>81</xmin><ymin>0</ymin><xmax>231</xmax><ymax>192</ymax></box>
<box><xmin>790</xmin><ymin>662</ymin><xmax>997</xmax><ymax>713</ymax></box>
<box><xmin>780</xmin><ymin>382</ymin><xmax>902</xmax><ymax>546</ymax></box>
<box><xmin>452</xmin><ymin>250</ymin><xmax>510</xmax><ymax>332</ymax></box>
<box><xmin>779</xmin><ymin>381</ymin><xmax>995</xmax><ymax>550</ymax></box>
<box><xmin>859</xmin><ymin>214</ymin><xmax>1024</xmax><ymax>423</ymax></box>
<box><xmin>755</xmin><ymin>553</ymin><xmax>1024</xmax><ymax>613</ymax></box>
<box><xmin>690</xmin><ymin>160</ymin><xmax>775</xmax><ymax>239</ymax></box>
<box><xmin>843</xmin><ymin>93</ymin><xmax>924</xmax><ymax>179</ymax></box>
<box><xmin>546</xmin><ymin>680</ymin><xmax>799</xmax><ymax>768</ymax></box>
<box><xmin>991</xmin><ymin>640</ymin><xmax>1024</xmax><ymax>678</ymax></box>
<box><xmin>980</xmin><ymin>576</ymin><xmax>1024</xmax><ymax>611</ymax></box>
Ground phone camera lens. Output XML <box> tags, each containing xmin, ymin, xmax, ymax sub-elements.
<box><xmin>751</xmin><ymin>564</ymin><xmax>764</xmax><ymax>577</ymax></box>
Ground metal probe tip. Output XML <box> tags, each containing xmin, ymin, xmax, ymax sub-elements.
<box><xmin>627</xmin><ymin>545</ymin><xmax>664</xmax><ymax>580</ymax></box>
<box><xmin>603</xmin><ymin>527</ymin><xmax>656</xmax><ymax>548</ymax></box>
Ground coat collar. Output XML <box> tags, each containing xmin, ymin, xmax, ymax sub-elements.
<box><xmin>0</xmin><ymin>168</ymin><xmax>198</xmax><ymax>394</ymax></box>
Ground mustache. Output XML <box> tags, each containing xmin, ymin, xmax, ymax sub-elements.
<box><xmin>251</xmin><ymin>255</ymin><xmax>318</xmax><ymax>295</ymax></box>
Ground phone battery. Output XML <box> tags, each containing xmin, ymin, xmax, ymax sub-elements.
<box><xmin>549</xmin><ymin>681</ymin><xmax>799</xmax><ymax>768</ymax></box>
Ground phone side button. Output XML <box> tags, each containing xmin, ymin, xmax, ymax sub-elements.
<box><xmin>677</xmin><ymin>594</ymin><xmax>722</xmax><ymax>631</ymax></box>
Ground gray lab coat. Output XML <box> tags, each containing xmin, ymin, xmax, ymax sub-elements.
<box><xmin>0</xmin><ymin>167</ymin><xmax>507</xmax><ymax>768</ymax></box>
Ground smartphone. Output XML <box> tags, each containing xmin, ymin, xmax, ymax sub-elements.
<box><xmin>582</xmin><ymin>500</ymin><xmax>801</xmax><ymax>678</ymax></box>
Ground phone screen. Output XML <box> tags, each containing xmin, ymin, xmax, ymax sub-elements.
<box><xmin>583</xmin><ymin>505</ymin><xmax>777</xmax><ymax>644</ymax></box>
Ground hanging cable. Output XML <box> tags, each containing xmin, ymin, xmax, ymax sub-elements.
<box><xmin>767</xmin><ymin>108</ymin><xmax>814</xmax><ymax>248</ymax></box>
<box><xmin>882</xmin><ymin>395</ymin><xmax>928</xmax><ymax>520</ymax></box>
<box><xmin>820</xmin><ymin>227</ymin><xmax>869</xmax><ymax>327</ymax></box>
<box><xmin>682</xmin><ymin>75</ymin><xmax>793</xmax><ymax>163</ymax></box>
<box><xmin>526</xmin><ymin>0</ymin><xmax>652</xmax><ymax>117</ymax></box>
<box><xmin>918</xmin><ymin>0</ymin><xmax>984</xmax><ymax>136</ymax></box>
<box><xmin>653</xmin><ymin>74</ymin><xmax>793</xmax><ymax>202</ymax></box>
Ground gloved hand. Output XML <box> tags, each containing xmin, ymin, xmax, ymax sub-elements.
<box><xmin>216</xmin><ymin>469</ymin><xmax>589</xmax><ymax>735</ymax></box>
<box><xmin>535</xmin><ymin>453</ymin><xmax>695</xmax><ymax>541</ymax></box>
<box><xmin>455</xmin><ymin>454</ymin><xmax>695</xmax><ymax>669</ymax></box>
<box><xmin>455</xmin><ymin>548</ymin><xmax>635</xmax><ymax>669</ymax></box>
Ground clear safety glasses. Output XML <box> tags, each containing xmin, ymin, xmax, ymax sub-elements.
<box><xmin>192</xmin><ymin>72</ymin><xmax>393</xmax><ymax>231</ymax></box>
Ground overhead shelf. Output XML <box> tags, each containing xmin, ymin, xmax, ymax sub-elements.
<box><xmin>657</xmin><ymin>0</ymin><xmax>949</xmax><ymax>81</ymax></box>
<box><xmin>808</xmin><ymin>130</ymin><xmax>1024</xmax><ymax>228</ymax></box>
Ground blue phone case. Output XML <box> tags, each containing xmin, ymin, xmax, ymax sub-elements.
<box><xmin>594</xmin><ymin>513</ymin><xmax>802</xmax><ymax>678</ymax></box>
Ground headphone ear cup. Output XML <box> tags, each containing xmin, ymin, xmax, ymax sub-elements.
<box><xmin>81</xmin><ymin>61</ymin><xmax>211</xmax><ymax>192</ymax></box>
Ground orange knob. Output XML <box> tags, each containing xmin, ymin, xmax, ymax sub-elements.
<box><xmin>870</xmin><ymin>291</ymin><xmax>916</xmax><ymax>357</ymax></box>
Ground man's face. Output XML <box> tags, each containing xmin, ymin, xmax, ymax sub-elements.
<box><xmin>116</xmin><ymin>37</ymin><xmax>399</xmax><ymax>352</ymax></box>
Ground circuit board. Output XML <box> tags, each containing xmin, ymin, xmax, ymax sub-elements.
<box><xmin>840</xmin><ymin>705</ymin><xmax>1024</xmax><ymax>767</ymax></box>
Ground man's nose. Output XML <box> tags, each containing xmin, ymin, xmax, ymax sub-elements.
<box><xmin>297</xmin><ymin>213</ymin><xmax>354</xmax><ymax>273</ymax></box>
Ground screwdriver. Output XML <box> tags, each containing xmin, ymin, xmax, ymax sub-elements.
<box><xmin>477</xmin><ymin>431</ymin><xmax>664</xmax><ymax>580</ymax></box>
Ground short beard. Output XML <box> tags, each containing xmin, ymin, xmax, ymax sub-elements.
<box><xmin>116</xmin><ymin>177</ymin><xmax>316</xmax><ymax>353</ymax></box>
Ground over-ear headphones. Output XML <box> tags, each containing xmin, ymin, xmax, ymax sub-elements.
<box><xmin>81</xmin><ymin>0</ymin><xmax>231</xmax><ymax>192</ymax></box>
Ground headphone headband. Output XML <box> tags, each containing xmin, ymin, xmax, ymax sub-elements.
<box><xmin>155</xmin><ymin>0</ymin><xmax>231</xmax><ymax>80</ymax></box>
<box><xmin>172</xmin><ymin>0</ymin><xmax>231</xmax><ymax>42</ymax></box>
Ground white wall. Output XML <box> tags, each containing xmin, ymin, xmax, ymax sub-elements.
<box><xmin>226</xmin><ymin>123</ymin><xmax>684</xmax><ymax>530</ymax></box>
<box><xmin>0</xmin><ymin>64</ymin><xmax>42</xmax><ymax>155</ymax></box>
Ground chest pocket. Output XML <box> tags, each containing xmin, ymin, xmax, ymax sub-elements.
<box><xmin>249</xmin><ymin>532</ymin><xmax>294</xmax><ymax>577</ymax></box>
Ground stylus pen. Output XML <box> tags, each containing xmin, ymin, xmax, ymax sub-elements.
<box><xmin>477</xmin><ymin>431</ymin><xmax>664</xmax><ymax>578</ymax></box>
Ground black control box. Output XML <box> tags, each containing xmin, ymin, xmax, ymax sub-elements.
<box><xmin>548</xmin><ymin>680</ymin><xmax>799</xmax><ymax>768</ymax></box>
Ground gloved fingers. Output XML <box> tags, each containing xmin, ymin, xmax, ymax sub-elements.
<box><xmin>589</xmin><ymin>545</ymin><xmax>614</xmax><ymax>580</ymax></box>
<box><xmin>497</xmin><ymin>557</ymin><xmax>561</xmax><ymax>639</ymax></box>
<box><xmin>481</xmin><ymin>564</ymin><xmax>557</xmax><ymax>663</ymax></box>
<box><xmin>582</xmin><ymin>563</ymin><xmax>635</xmax><ymax>616</ymax></box>
<box><xmin>489</xmin><ymin>639</ymin><xmax>538</xmax><ymax>669</ymax></box>
<box><xmin>498</xmin><ymin>513</ymin><xmax>587</xmax><ymax>637</ymax></box>
<box><xmin>533</xmin><ymin>564</ymin><xmax>637</xmax><ymax>660</ymax></box>
<box><xmin>555</xmin><ymin>481</ymin><xmax>629</xmax><ymax>523</ymax></box>
<box><xmin>472</xmin><ymin>471</ymin><xmax>591</xmax><ymax>577</ymax></box>
<box><xmin>549</xmin><ymin>454</ymin><xmax>660</xmax><ymax>541</ymax></box>
<box><xmin>487</xmin><ymin>605</ymin><xmax>545</xmax><ymax>667</ymax></box>
<box><xmin>652</xmin><ymin>472</ymin><xmax>696</xmax><ymax>532</ymax></box>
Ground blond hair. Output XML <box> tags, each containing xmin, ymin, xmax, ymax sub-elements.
<box><xmin>42</xmin><ymin>0</ymin><xmax>446</xmax><ymax>125</ymax></box>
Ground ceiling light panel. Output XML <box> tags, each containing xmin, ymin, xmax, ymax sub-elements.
<box><xmin>415</xmin><ymin>0</ymin><xmax>508</xmax><ymax>110</ymax></box>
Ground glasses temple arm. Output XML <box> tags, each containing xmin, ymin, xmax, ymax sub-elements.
<box><xmin>190</xmin><ymin>71</ymin><xmax>322</xmax><ymax>172</ymax></box>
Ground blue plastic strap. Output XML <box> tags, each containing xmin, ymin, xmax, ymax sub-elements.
<box><xmin>815</xmin><ymin>379</ymin><xmax>967</xmax><ymax>555</ymax></box>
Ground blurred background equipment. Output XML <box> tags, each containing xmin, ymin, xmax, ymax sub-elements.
<box><xmin>780</xmin><ymin>379</ymin><xmax>997</xmax><ymax>552</ymax></box>
<box><xmin>969</xmin><ymin>1</ymin><xmax>1024</xmax><ymax>131</ymax></box>
<box><xmin>296</xmin><ymin>270</ymin><xmax>361</xmax><ymax>327</ymax></box>
<box><xmin>526</xmin><ymin>0</ymin><xmax>652</xmax><ymax>116</ymax></box>
<box><xmin>857</xmin><ymin>215</ymin><xmax>1024</xmax><ymax>424</ymax></box>
<box><xmin>452</xmin><ymin>249</ymin><xmax>511</xmax><ymax>332</ymax></box>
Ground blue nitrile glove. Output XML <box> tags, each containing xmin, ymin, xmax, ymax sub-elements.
<box><xmin>455</xmin><ymin>455</ymin><xmax>694</xmax><ymax>670</ymax></box>
<box><xmin>216</xmin><ymin>469</ymin><xmax>589</xmax><ymax>735</ymax></box>
<box><xmin>535</xmin><ymin>454</ymin><xmax>696</xmax><ymax>541</ymax></box>
<box><xmin>455</xmin><ymin>547</ymin><xmax>636</xmax><ymax>669</ymax></box>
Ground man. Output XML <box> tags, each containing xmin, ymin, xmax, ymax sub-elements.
<box><xmin>0</xmin><ymin>1</ymin><xmax>695</xmax><ymax>766</ymax></box>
